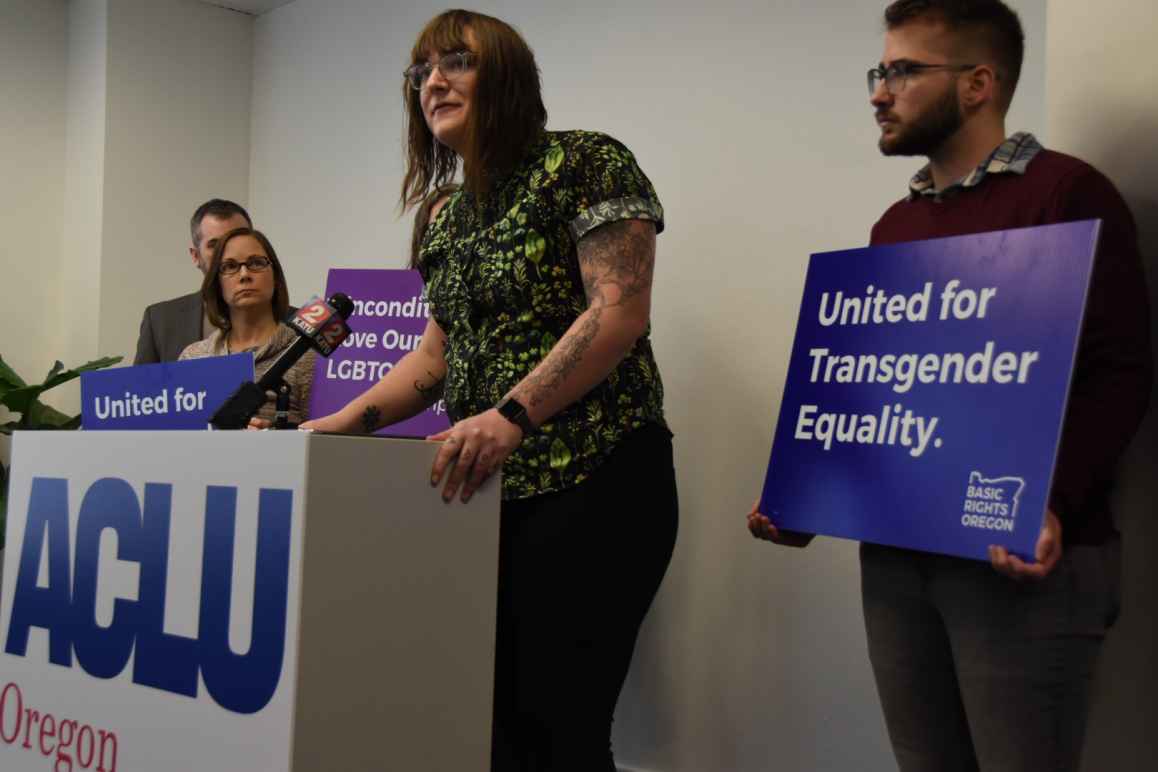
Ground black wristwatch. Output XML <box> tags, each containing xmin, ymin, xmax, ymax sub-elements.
<box><xmin>496</xmin><ymin>395</ymin><xmax>535</xmax><ymax>436</ymax></box>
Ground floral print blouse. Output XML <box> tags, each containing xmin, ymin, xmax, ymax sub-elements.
<box><xmin>419</xmin><ymin>130</ymin><xmax>669</xmax><ymax>500</ymax></box>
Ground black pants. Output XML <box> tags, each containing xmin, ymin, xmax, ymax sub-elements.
<box><xmin>491</xmin><ymin>423</ymin><xmax>678</xmax><ymax>772</ymax></box>
<box><xmin>861</xmin><ymin>539</ymin><xmax>1120</xmax><ymax>772</ymax></box>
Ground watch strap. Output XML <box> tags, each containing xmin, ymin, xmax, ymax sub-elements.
<box><xmin>496</xmin><ymin>396</ymin><xmax>535</xmax><ymax>435</ymax></box>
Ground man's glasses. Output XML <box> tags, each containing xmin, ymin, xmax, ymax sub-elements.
<box><xmin>219</xmin><ymin>256</ymin><xmax>272</xmax><ymax>276</ymax></box>
<box><xmin>403</xmin><ymin>51</ymin><xmax>474</xmax><ymax>91</ymax></box>
<box><xmin>867</xmin><ymin>62</ymin><xmax>977</xmax><ymax>96</ymax></box>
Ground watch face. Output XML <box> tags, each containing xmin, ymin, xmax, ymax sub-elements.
<box><xmin>499</xmin><ymin>397</ymin><xmax>525</xmax><ymax>419</ymax></box>
<box><xmin>497</xmin><ymin>397</ymin><xmax>533</xmax><ymax>433</ymax></box>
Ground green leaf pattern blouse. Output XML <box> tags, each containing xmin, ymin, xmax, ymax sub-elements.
<box><xmin>419</xmin><ymin>130</ymin><xmax>669</xmax><ymax>500</ymax></box>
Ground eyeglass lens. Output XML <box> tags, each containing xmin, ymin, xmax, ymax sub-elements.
<box><xmin>221</xmin><ymin>256</ymin><xmax>270</xmax><ymax>274</ymax></box>
<box><xmin>406</xmin><ymin>52</ymin><xmax>469</xmax><ymax>90</ymax></box>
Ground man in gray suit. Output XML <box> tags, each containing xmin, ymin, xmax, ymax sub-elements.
<box><xmin>133</xmin><ymin>199</ymin><xmax>252</xmax><ymax>364</ymax></box>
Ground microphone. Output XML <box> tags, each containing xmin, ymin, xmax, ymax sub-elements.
<box><xmin>209</xmin><ymin>293</ymin><xmax>354</xmax><ymax>429</ymax></box>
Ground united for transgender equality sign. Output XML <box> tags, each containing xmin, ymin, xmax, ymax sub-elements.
<box><xmin>759</xmin><ymin>221</ymin><xmax>1100</xmax><ymax>561</ymax></box>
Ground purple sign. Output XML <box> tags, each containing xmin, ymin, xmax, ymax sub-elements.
<box><xmin>309</xmin><ymin>269</ymin><xmax>450</xmax><ymax>437</ymax></box>
<box><xmin>760</xmin><ymin>221</ymin><xmax>1100</xmax><ymax>561</ymax></box>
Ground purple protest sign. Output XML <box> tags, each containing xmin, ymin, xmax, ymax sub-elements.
<box><xmin>308</xmin><ymin>268</ymin><xmax>450</xmax><ymax>437</ymax></box>
<box><xmin>759</xmin><ymin>221</ymin><xmax>1100</xmax><ymax>561</ymax></box>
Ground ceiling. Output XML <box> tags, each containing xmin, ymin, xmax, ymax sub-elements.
<box><xmin>197</xmin><ymin>0</ymin><xmax>297</xmax><ymax>16</ymax></box>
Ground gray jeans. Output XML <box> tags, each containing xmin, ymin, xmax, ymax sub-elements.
<box><xmin>860</xmin><ymin>537</ymin><xmax>1120</xmax><ymax>772</ymax></box>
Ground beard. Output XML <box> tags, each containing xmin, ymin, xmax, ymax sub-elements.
<box><xmin>878</xmin><ymin>86</ymin><xmax>963</xmax><ymax>157</ymax></box>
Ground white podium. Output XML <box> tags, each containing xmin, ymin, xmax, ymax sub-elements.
<box><xmin>0</xmin><ymin>431</ymin><xmax>500</xmax><ymax>772</ymax></box>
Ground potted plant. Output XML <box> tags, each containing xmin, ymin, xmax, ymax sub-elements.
<box><xmin>0</xmin><ymin>355</ymin><xmax>122</xmax><ymax>553</ymax></box>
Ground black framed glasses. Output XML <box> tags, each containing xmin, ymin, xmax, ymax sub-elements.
<box><xmin>403</xmin><ymin>51</ymin><xmax>474</xmax><ymax>91</ymax></box>
<box><xmin>867</xmin><ymin>62</ymin><xmax>977</xmax><ymax>96</ymax></box>
<box><xmin>219</xmin><ymin>256</ymin><xmax>272</xmax><ymax>276</ymax></box>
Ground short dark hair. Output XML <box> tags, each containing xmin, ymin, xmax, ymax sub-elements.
<box><xmin>401</xmin><ymin>10</ymin><xmax>548</xmax><ymax>208</ymax></box>
<box><xmin>884</xmin><ymin>0</ymin><xmax>1024</xmax><ymax>111</ymax></box>
<box><xmin>409</xmin><ymin>184</ymin><xmax>459</xmax><ymax>270</ymax></box>
<box><xmin>190</xmin><ymin>198</ymin><xmax>252</xmax><ymax>247</ymax></box>
<box><xmin>201</xmin><ymin>227</ymin><xmax>290</xmax><ymax>331</ymax></box>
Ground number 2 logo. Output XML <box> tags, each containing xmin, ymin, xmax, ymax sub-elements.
<box><xmin>320</xmin><ymin>320</ymin><xmax>346</xmax><ymax>348</ymax></box>
<box><xmin>298</xmin><ymin>301</ymin><xmax>328</xmax><ymax>324</ymax></box>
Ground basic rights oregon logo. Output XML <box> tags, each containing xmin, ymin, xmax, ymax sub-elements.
<box><xmin>961</xmin><ymin>471</ymin><xmax>1025</xmax><ymax>533</ymax></box>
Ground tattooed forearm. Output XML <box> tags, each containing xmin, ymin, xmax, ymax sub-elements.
<box><xmin>578</xmin><ymin>219</ymin><xmax>656</xmax><ymax>309</ymax></box>
<box><xmin>516</xmin><ymin>220</ymin><xmax>655</xmax><ymax>409</ymax></box>
<box><xmin>361</xmin><ymin>405</ymin><xmax>382</xmax><ymax>434</ymax></box>
<box><xmin>522</xmin><ymin>305</ymin><xmax>603</xmax><ymax>408</ymax></box>
<box><xmin>414</xmin><ymin>372</ymin><xmax>445</xmax><ymax>406</ymax></box>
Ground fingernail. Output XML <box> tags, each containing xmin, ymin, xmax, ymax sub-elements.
<box><xmin>431</xmin><ymin>476</ymin><xmax>439</xmax><ymax>486</ymax></box>
<box><xmin>462</xmin><ymin>493</ymin><xmax>472</xmax><ymax>503</ymax></box>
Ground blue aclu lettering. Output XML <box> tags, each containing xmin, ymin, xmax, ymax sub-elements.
<box><xmin>3</xmin><ymin>477</ymin><xmax>293</xmax><ymax>714</ymax></box>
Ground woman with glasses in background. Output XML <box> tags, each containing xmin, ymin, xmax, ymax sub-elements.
<box><xmin>302</xmin><ymin>9</ymin><xmax>678</xmax><ymax>771</ymax></box>
<box><xmin>179</xmin><ymin>227</ymin><xmax>315</xmax><ymax>426</ymax></box>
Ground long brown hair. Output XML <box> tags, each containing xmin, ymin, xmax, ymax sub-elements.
<box><xmin>201</xmin><ymin>227</ymin><xmax>291</xmax><ymax>331</ymax></box>
<box><xmin>410</xmin><ymin>183</ymin><xmax>459</xmax><ymax>270</ymax></box>
<box><xmin>400</xmin><ymin>10</ymin><xmax>547</xmax><ymax>209</ymax></box>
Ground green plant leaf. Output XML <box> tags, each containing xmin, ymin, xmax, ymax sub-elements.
<box><xmin>539</xmin><ymin>331</ymin><xmax>558</xmax><ymax>360</ymax></box>
<box><xmin>43</xmin><ymin>360</ymin><xmax>65</xmax><ymax>383</ymax></box>
<box><xmin>544</xmin><ymin>145</ymin><xmax>564</xmax><ymax>173</ymax></box>
<box><xmin>0</xmin><ymin>421</ymin><xmax>20</xmax><ymax>435</ymax></box>
<box><xmin>41</xmin><ymin>355</ymin><xmax>123</xmax><ymax>391</ymax></box>
<box><xmin>0</xmin><ymin>355</ymin><xmax>27</xmax><ymax>392</ymax></box>
<box><xmin>26</xmin><ymin>400</ymin><xmax>75</xmax><ymax>429</ymax></box>
<box><xmin>549</xmin><ymin>438</ymin><xmax>572</xmax><ymax>470</ymax></box>
<box><xmin>1</xmin><ymin>385</ymin><xmax>44</xmax><ymax>415</ymax></box>
<box><xmin>524</xmin><ymin>230</ymin><xmax>546</xmax><ymax>264</ymax></box>
<box><xmin>0</xmin><ymin>354</ymin><xmax>121</xmax><ymax>418</ymax></box>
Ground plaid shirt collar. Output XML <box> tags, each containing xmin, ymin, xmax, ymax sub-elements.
<box><xmin>909</xmin><ymin>131</ymin><xmax>1042</xmax><ymax>199</ymax></box>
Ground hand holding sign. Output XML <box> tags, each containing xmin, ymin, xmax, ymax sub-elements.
<box><xmin>746</xmin><ymin>500</ymin><xmax>815</xmax><ymax>548</ymax></box>
<box><xmin>988</xmin><ymin>509</ymin><xmax>1063</xmax><ymax>580</ymax></box>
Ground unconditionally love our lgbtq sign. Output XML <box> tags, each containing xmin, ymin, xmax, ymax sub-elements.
<box><xmin>759</xmin><ymin>221</ymin><xmax>1100</xmax><ymax>561</ymax></box>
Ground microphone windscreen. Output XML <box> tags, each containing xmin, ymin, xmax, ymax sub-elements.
<box><xmin>328</xmin><ymin>292</ymin><xmax>354</xmax><ymax>319</ymax></box>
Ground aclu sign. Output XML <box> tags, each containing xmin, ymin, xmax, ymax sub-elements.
<box><xmin>0</xmin><ymin>432</ymin><xmax>305</xmax><ymax>771</ymax></box>
<box><xmin>5</xmin><ymin>477</ymin><xmax>292</xmax><ymax>715</ymax></box>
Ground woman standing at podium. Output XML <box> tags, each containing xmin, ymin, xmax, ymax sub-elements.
<box><xmin>302</xmin><ymin>9</ymin><xmax>678</xmax><ymax>771</ymax></box>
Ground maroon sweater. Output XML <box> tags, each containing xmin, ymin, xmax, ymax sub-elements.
<box><xmin>872</xmin><ymin>149</ymin><xmax>1152</xmax><ymax>546</ymax></box>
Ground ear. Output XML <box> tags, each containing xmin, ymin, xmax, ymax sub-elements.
<box><xmin>189</xmin><ymin>245</ymin><xmax>200</xmax><ymax>268</ymax></box>
<box><xmin>960</xmin><ymin>64</ymin><xmax>999</xmax><ymax>110</ymax></box>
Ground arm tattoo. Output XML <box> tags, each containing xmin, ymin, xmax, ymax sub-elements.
<box><xmin>414</xmin><ymin>371</ymin><xmax>445</xmax><ymax>406</ymax></box>
<box><xmin>523</xmin><ymin>305</ymin><xmax>603</xmax><ymax>408</ymax></box>
<box><xmin>519</xmin><ymin>219</ymin><xmax>655</xmax><ymax>408</ymax></box>
<box><xmin>578</xmin><ymin>219</ymin><xmax>656</xmax><ymax>310</ymax></box>
<box><xmin>361</xmin><ymin>405</ymin><xmax>382</xmax><ymax>434</ymax></box>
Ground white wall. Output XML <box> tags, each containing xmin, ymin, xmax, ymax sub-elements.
<box><xmin>249</xmin><ymin>3</ymin><xmax>1046</xmax><ymax>771</ymax></box>
<box><xmin>99</xmin><ymin>0</ymin><xmax>254</xmax><ymax>361</ymax></box>
<box><xmin>53</xmin><ymin>0</ymin><xmax>108</xmax><ymax>411</ymax></box>
<box><xmin>0</xmin><ymin>0</ymin><xmax>69</xmax><ymax>405</ymax></box>
<box><xmin>1045</xmin><ymin>3</ymin><xmax>1158</xmax><ymax>767</ymax></box>
<box><xmin>1</xmin><ymin>0</ymin><xmax>252</xmax><ymax>414</ymax></box>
